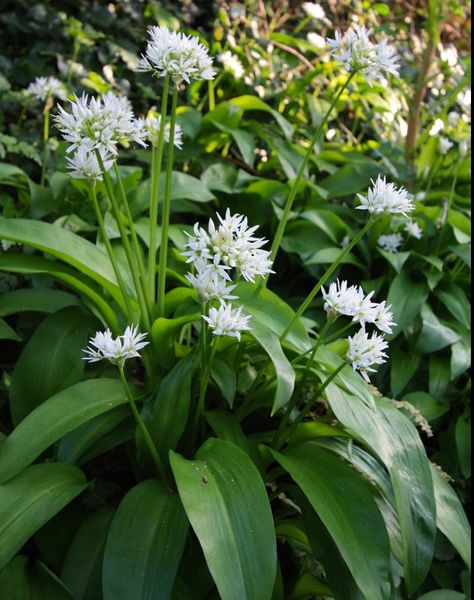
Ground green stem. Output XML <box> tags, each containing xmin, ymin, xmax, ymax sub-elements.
<box><xmin>148</xmin><ymin>76</ymin><xmax>170</xmax><ymax>305</ymax></box>
<box><xmin>272</xmin><ymin>319</ymin><xmax>332</xmax><ymax>447</ymax></box>
<box><xmin>118</xmin><ymin>365</ymin><xmax>167</xmax><ymax>482</ymax></box>
<box><xmin>157</xmin><ymin>85</ymin><xmax>178</xmax><ymax>314</ymax></box>
<box><xmin>194</xmin><ymin>341</ymin><xmax>217</xmax><ymax>434</ymax></box>
<box><xmin>280</xmin><ymin>218</ymin><xmax>373</xmax><ymax>343</ymax></box>
<box><xmin>324</xmin><ymin>321</ymin><xmax>355</xmax><ymax>344</ymax></box>
<box><xmin>277</xmin><ymin>362</ymin><xmax>346</xmax><ymax>449</ymax></box>
<box><xmin>113</xmin><ymin>163</ymin><xmax>152</xmax><ymax>319</ymax></box>
<box><xmin>208</xmin><ymin>79</ymin><xmax>216</xmax><ymax>112</ymax></box>
<box><xmin>97</xmin><ymin>152</ymin><xmax>151</xmax><ymax>330</ymax></box>
<box><xmin>264</xmin><ymin>71</ymin><xmax>355</xmax><ymax>282</ymax></box>
<box><xmin>40</xmin><ymin>107</ymin><xmax>50</xmax><ymax>187</ymax></box>
<box><xmin>89</xmin><ymin>183</ymin><xmax>133</xmax><ymax>320</ymax></box>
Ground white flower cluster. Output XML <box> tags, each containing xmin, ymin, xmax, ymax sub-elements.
<box><xmin>327</xmin><ymin>25</ymin><xmax>399</xmax><ymax>83</ymax></box>
<box><xmin>357</xmin><ymin>176</ymin><xmax>414</xmax><ymax>217</ymax></box>
<box><xmin>404</xmin><ymin>220</ymin><xmax>423</xmax><ymax>239</ymax></box>
<box><xmin>347</xmin><ymin>329</ymin><xmax>389</xmax><ymax>382</ymax></box>
<box><xmin>137</xmin><ymin>114</ymin><xmax>184</xmax><ymax>149</ymax></box>
<box><xmin>218</xmin><ymin>51</ymin><xmax>245</xmax><ymax>79</ymax></box>
<box><xmin>83</xmin><ymin>325</ymin><xmax>149</xmax><ymax>367</ymax></box>
<box><xmin>27</xmin><ymin>76</ymin><xmax>67</xmax><ymax>102</ymax></box>
<box><xmin>183</xmin><ymin>210</ymin><xmax>273</xmax><ymax>340</ymax></box>
<box><xmin>322</xmin><ymin>279</ymin><xmax>395</xmax><ymax>334</ymax></box>
<box><xmin>378</xmin><ymin>233</ymin><xmax>404</xmax><ymax>253</ymax></box>
<box><xmin>138</xmin><ymin>26</ymin><xmax>215</xmax><ymax>84</ymax></box>
<box><xmin>55</xmin><ymin>92</ymin><xmax>146</xmax><ymax>180</ymax></box>
<box><xmin>302</xmin><ymin>2</ymin><xmax>327</xmax><ymax>22</ymax></box>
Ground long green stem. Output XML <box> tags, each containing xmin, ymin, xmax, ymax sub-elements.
<box><xmin>272</xmin><ymin>319</ymin><xmax>332</xmax><ymax>447</ymax></box>
<box><xmin>264</xmin><ymin>71</ymin><xmax>355</xmax><ymax>282</ymax></box>
<box><xmin>208</xmin><ymin>79</ymin><xmax>216</xmax><ymax>112</ymax></box>
<box><xmin>148</xmin><ymin>76</ymin><xmax>170</xmax><ymax>304</ymax></box>
<box><xmin>194</xmin><ymin>341</ymin><xmax>217</xmax><ymax>434</ymax></box>
<box><xmin>97</xmin><ymin>152</ymin><xmax>151</xmax><ymax>330</ymax></box>
<box><xmin>40</xmin><ymin>107</ymin><xmax>50</xmax><ymax>187</ymax></box>
<box><xmin>118</xmin><ymin>365</ymin><xmax>167</xmax><ymax>482</ymax></box>
<box><xmin>280</xmin><ymin>218</ymin><xmax>373</xmax><ymax>343</ymax></box>
<box><xmin>157</xmin><ymin>85</ymin><xmax>178</xmax><ymax>314</ymax></box>
<box><xmin>277</xmin><ymin>362</ymin><xmax>346</xmax><ymax>449</ymax></box>
<box><xmin>113</xmin><ymin>163</ymin><xmax>152</xmax><ymax>319</ymax></box>
<box><xmin>89</xmin><ymin>183</ymin><xmax>133</xmax><ymax>320</ymax></box>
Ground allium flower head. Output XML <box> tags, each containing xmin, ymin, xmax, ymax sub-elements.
<box><xmin>378</xmin><ymin>233</ymin><xmax>404</xmax><ymax>253</ymax></box>
<box><xmin>203</xmin><ymin>304</ymin><xmax>251</xmax><ymax>340</ymax></box>
<box><xmin>357</xmin><ymin>176</ymin><xmax>414</xmax><ymax>217</ymax></box>
<box><xmin>138</xmin><ymin>26</ymin><xmax>215</xmax><ymax>84</ymax></box>
<box><xmin>66</xmin><ymin>146</ymin><xmax>115</xmax><ymax>181</ymax></box>
<box><xmin>404</xmin><ymin>220</ymin><xmax>423</xmax><ymax>239</ymax></box>
<box><xmin>27</xmin><ymin>76</ymin><xmax>67</xmax><ymax>102</ymax></box>
<box><xmin>322</xmin><ymin>279</ymin><xmax>396</xmax><ymax>334</ymax></box>
<box><xmin>185</xmin><ymin>267</ymin><xmax>237</xmax><ymax>304</ymax></box>
<box><xmin>327</xmin><ymin>25</ymin><xmax>399</xmax><ymax>83</ymax></box>
<box><xmin>347</xmin><ymin>328</ymin><xmax>389</xmax><ymax>381</ymax></box>
<box><xmin>83</xmin><ymin>325</ymin><xmax>149</xmax><ymax>367</ymax></box>
<box><xmin>54</xmin><ymin>92</ymin><xmax>147</xmax><ymax>156</ymax></box>
<box><xmin>136</xmin><ymin>114</ymin><xmax>183</xmax><ymax>149</ymax></box>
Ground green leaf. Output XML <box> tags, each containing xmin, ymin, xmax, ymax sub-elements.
<box><xmin>402</xmin><ymin>392</ymin><xmax>449</xmax><ymax>421</ymax></box>
<box><xmin>390</xmin><ymin>348</ymin><xmax>421</xmax><ymax>397</ymax></box>
<box><xmin>417</xmin><ymin>592</ymin><xmax>466</xmax><ymax>600</ymax></box>
<box><xmin>0</xmin><ymin>379</ymin><xmax>128</xmax><ymax>484</ymax></box>
<box><xmin>229</xmin><ymin>95</ymin><xmax>293</xmax><ymax>140</ymax></box>
<box><xmin>435</xmin><ymin>284</ymin><xmax>471</xmax><ymax>329</ymax></box>
<box><xmin>455</xmin><ymin>414</ymin><xmax>471</xmax><ymax>478</ymax></box>
<box><xmin>170</xmin><ymin>439</ymin><xmax>277</xmax><ymax>600</ymax></box>
<box><xmin>151</xmin><ymin>314</ymin><xmax>199</xmax><ymax>368</ymax></box>
<box><xmin>319</xmin><ymin>159</ymin><xmax>382</xmax><ymax>198</ymax></box>
<box><xmin>0</xmin><ymin>463</ymin><xmax>86</xmax><ymax>570</ymax></box>
<box><xmin>387</xmin><ymin>272</ymin><xmax>429</xmax><ymax>337</ymax></box>
<box><xmin>0</xmin><ymin>317</ymin><xmax>21</xmax><ymax>341</ymax></box>
<box><xmin>61</xmin><ymin>507</ymin><xmax>114</xmax><ymax>600</ymax></box>
<box><xmin>159</xmin><ymin>171</ymin><xmax>215</xmax><ymax>203</ymax></box>
<box><xmin>272</xmin><ymin>443</ymin><xmax>391</xmax><ymax>600</ymax></box>
<box><xmin>103</xmin><ymin>480</ymin><xmax>188</xmax><ymax>600</ymax></box>
<box><xmin>326</xmin><ymin>389</ymin><xmax>437</xmax><ymax>595</ymax></box>
<box><xmin>9</xmin><ymin>307</ymin><xmax>94</xmax><ymax>424</ymax></box>
<box><xmin>0</xmin><ymin>556</ymin><xmax>73</xmax><ymax>600</ymax></box>
<box><xmin>205</xmin><ymin>411</ymin><xmax>250</xmax><ymax>454</ymax></box>
<box><xmin>415</xmin><ymin>305</ymin><xmax>461</xmax><ymax>354</ymax></box>
<box><xmin>211</xmin><ymin>356</ymin><xmax>237</xmax><ymax>408</ymax></box>
<box><xmin>0</xmin><ymin>217</ymin><xmax>133</xmax><ymax>296</ymax></box>
<box><xmin>378</xmin><ymin>249</ymin><xmax>411</xmax><ymax>273</ymax></box>
<box><xmin>430</xmin><ymin>465</ymin><xmax>471</xmax><ymax>571</ymax></box>
<box><xmin>0</xmin><ymin>289</ymin><xmax>80</xmax><ymax>317</ymax></box>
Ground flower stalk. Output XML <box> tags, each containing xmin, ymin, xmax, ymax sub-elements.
<box><xmin>40</xmin><ymin>99</ymin><xmax>53</xmax><ymax>187</ymax></box>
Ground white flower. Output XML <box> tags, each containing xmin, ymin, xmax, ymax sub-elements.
<box><xmin>136</xmin><ymin>114</ymin><xmax>183</xmax><ymax>149</ymax></box>
<box><xmin>183</xmin><ymin>209</ymin><xmax>273</xmax><ymax>283</ymax></box>
<box><xmin>378</xmin><ymin>233</ymin><xmax>404</xmax><ymax>253</ymax></box>
<box><xmin>138</xmin><ymin>26</ymin><xmax>215</xmax><ymax>84</ymax></box>
<box><xmin>404</xmin><ymin>220</ymin><xmax>423</xmax><ymax>239</ymax></box>
<box><xmin>66</xmin><ymin>146</ymin><xmax>115</xmax><ymax>181</ymax></box>
<box><xmin>322</xmin><ymin>279</ymin><xmax>396</xmax><ymax>334</ymax></box>
<box><xmin>83</xmin><ymin>325</ymin><xmax>149</xmax><ymax>366</ymax></box>
<box><xmin>357</xmin><ymin>176</ymin><xmax>414</xmax><ymax>217</ymax></box>
<box><xmin>347</xmin><ymin>328</ymin><xmax>389</xmax><ymax>381</ymax></box>
<box><xmin>429</xmin><ymin>118</ymin><xmax>444</xmax><ymax>136</ymax></box>
<box><xmin>438</xmin><ymin>136</ymin><xmax>453</xmax><ymax>153</ymax></box>
<box><xmin>327</xmin><ymin>25</ymin><xmax>399</xmax><ymax>83</ymax></box>
<box><xmin>307</xmin><ymin>32</ymin><xmax>327</xmax><ymax>50</ymax></box>
<box><xmin>54</xmin><ymin>92</ymin><xmax>147</xmax><ymax>156</ymax></box>
<box><xmin>185</xmin><ymin>268</ymin><xmax>237</xmax><ymax>304</ymax></box>
<box><xmin>218</xmin><ymin>51</ymin><xmax>245</xmax><ymax>79</ymax></box>
<box><xmin>203</xmin><ymin>304</ymin><xmax>251</xmax><ymax>340</ymax></box>
<box><xmin>303</xmin><ymin>2</ymin><xmax>326</xmax><ymax>21</ymax></box>
<box><xmin>27</xmin><ymin>76</ymin><xmax>67</xmax><ymax>101</ymax></box>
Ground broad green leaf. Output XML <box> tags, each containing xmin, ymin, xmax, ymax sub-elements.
<box><xmin>0</xmin><ymin>317</ymin><xmax>21</xmax><ymax>341</ymax></box>
<box><xmin>326</xmin><ymin>389</ymin><xmax>437</xmax><ymax>595</ymax></box>
<box><xmin>211</xmin><ymin>356</ymin><xmax>237</xmax><ymax>408</ymax></box>
<box><xmin>57</xmin><ymin>406</ymin><xmax>132</xmax><ymax>465</ymax></box>
<box><xmin>170</xmin><ymin>439</ymin><xmax>277</xmax><ymax>600</ymax></box>
<box><xmin>0</xmin><ymin>254</ymin><xmax>121</xmax><ymax>330</ymax></box>
<box><xmin>0</xmin><ymin>217</ymin><xmax>133</xmax><ymax>294</ymax></box>
<box><xmin>451</xmin><ymin>334</ymin><xmax>471</xmax><ymax>379</ymax></box>
<box><xmin>150</xmin><ymin>314</ymin><xmax>199</xmax><ymax>368</ymax></box>
<box><xmin>234</xmin><ymin>282</ymin><xmax>311</xmax><ymax>353</ymax></box>
<box><xmin>0</xmin><ymin>556</ymin><xmax>73</xmax><ymax>600</ymax></box>
<box><xmin>249</xmin><ymin>319</ymin><xmax>295</xmax><ymax>415</ymax></box>
<box><xmin>455</xmin><ymin>414</ymin><xmax>471</xmax><ymax>478</ymax></box>
<box><xmin>103</xmin><ymin>480</ymin><xmax>189</xmax><ymax>600</ymax></box>
<box><xmin>431</xmin><ymin>465</ymin><xmax>471</xmax><ymax>571</ymax></box>
<box><xmin>61</xmin><ymin>507</ymin><xmax>115</xmax><ymax>600</ymax></box>
<box><xmin>273</xmin><ymin>444</ymin><xmax>391</xmax><ymax>600</ymax></box>
<box><xmin>417</xmin><ymin>592</ymin><xmax>466</xmax><ymax>600</ymax></box>
<box><xmin>205</xmin><ymin>410</ymin><xmax>250</xmax><ymax>454</ymax></box>
<box><xmin>9</xmin><ymin>307</ymin><xmax>94</xmax><ymax>424</ymax></box>
<box><xmin>378</xmin><ymin>249</ymin><xmax>411</xmax><ymax>273</ymax></box>
<box><xmin>0</xmin><ymin>379</ymin><xmax>128</xmax><ymax>483</ymax></box>
<box><xmin>0</xmin><ymin>463</ymin><xmax>86</xmax><ymax>570</ymax></box>
<box><xmin>158</xmin><ymin>171</ymin><xmax>215</xmax><ymax>203</ymax></box>
<box><xmin>435</xmin><ymin>284</ymin><xmax>471</xmax><ymax>329</ymax></box>
<box><xmin>390</xmin><ymin>348</ymin><xmax>421</xmax><ymax>397</ymax></box>
<box><xmin>230</xmin><ymin>95</ymin><xmax>293</xmax><ymax>140</ymax></box>
<box><xmin>147</xmin><ymin>354</ymin><xmax>194</xmax><ymax>464</ymax></box>
<box><xmin>403</xmin><ymin>392</ymin><xmax>449</xmax><ymax>421</ymax></box>
<box><xmin>0</xmin><ymin>288</ymin><xmax>80</xmax><ymax>316</ymax></box>
<box><xmin>319</xmin><ymin>159</ymin><xmax>382</xmax><ymax>198</ymax></box>
<box><xmin>288</xmin><ymin>572</ymin><xmax>333</xmax><ymax>600</ymax></box>
<box><xmin>387</xmin><ymin>272</ymin><xmax>429</xmax><ymax>338</ymax></box>
<box><xmin>415</xmin><ymin>305</ymin><xmax>461</xmax><ymax>354</ymax></box>
<box><xmin>450</xmin><ymin>244</ymin><xmax>471</xmax><ymax>268</ymax></box>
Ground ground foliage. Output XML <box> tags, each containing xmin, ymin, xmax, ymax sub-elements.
<box><xmin>0</xmin><ymin>1</ymin><xmax>471</xmax><ymax>599</ymax></box>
